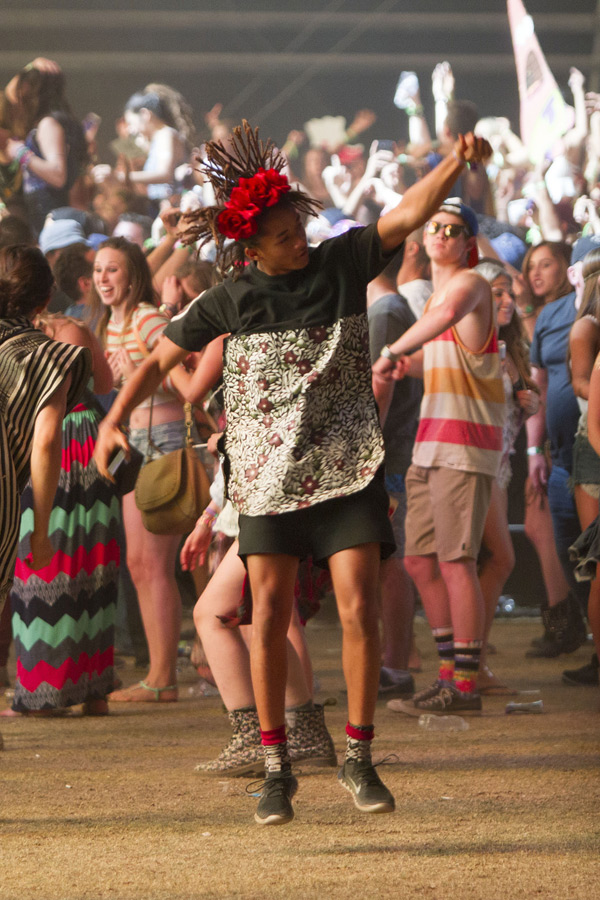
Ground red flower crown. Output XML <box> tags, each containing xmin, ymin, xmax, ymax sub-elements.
<box><xmin>216</xmin><ymin>168</ymin><xmax>291</xmax><ymax>241</ymax></box>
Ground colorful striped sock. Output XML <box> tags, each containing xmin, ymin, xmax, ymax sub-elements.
<box><xmin>454</xmin><ymin>640</ymin><xmax>482</xmax><ymax>693</ymax></box>
<box><xmin>432</xmin><ymin>627</ymin><xmax>455</xmax><ymax>682</ymax></box>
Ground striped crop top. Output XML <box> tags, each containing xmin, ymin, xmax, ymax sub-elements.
<box><xmin>412</xmin><ymin>303</ymin><xmax>506</xmax><ymax>477</ymax></box>
<box><xmin>106</xmin><ymin>303</ymin><xmax>176</xmax><ymax>409</ymax></box>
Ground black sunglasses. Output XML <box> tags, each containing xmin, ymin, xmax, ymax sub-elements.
<box><xmin>426</xmin><ymin>220</ymin><xmax>470</xmax><ymax>238</ymax></box>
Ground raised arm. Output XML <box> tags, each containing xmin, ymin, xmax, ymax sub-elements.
<box><xmin>373</xmin><ymin>270</ymin><xmax>489</xmax><ymax>378</ymax></box>
<box><xmin>376</xmin><ymin>132</ymin><xmax>490</xmax><ymax>252</ymax></box>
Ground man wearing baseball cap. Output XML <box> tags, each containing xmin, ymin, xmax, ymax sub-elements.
<box><xmin>373</xmin><ymin>197</ymin><xmax>504</xmax><ymax>717</ymax></box>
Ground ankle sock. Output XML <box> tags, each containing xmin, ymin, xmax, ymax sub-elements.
<box><xmin>260</xmin><ymin>725</ymin><xmax>291</xmax><ymax>774</ymax></box>
<box><xmin>346</xmin><ymin>721</ymin><xmax>374</xmax><ymax>742</ymax></box>
<box><xmin>454</xmin><ymin>640</ymin><xmax>482</xmax><ymax>693</ymax></box>
<box><xmin>260</xmin><ymin>724</ymin><xmax>287</xmax><ymax>746</ymax></box>
<box><xmin>345</xmin><ymin>723</ymin><xmax>374</xmax><ymax>762</ymax></box>
<box><xmin>433</xmin><ymin>627</ymin><xmax>455</xmax><ymax>682</ymax></box>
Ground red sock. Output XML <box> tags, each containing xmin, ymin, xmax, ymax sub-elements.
<box><xmin>260</xmin><ymin>724</ymin><xmax>287</xmax><ymax>746</ymax></box>
<box><xmin>346</xmin><ymin>722</ymin><xmax>374</xmax><ymax>742</ymax></box>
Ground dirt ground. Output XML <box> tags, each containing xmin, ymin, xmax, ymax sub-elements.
<box><xmin>1</xmin><ymin>613</ymin><xmax>599</xmax><ymax>900</ymax></box>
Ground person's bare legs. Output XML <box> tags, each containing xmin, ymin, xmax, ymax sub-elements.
<box><xmin>406</xmin><ymin>553</ymin><xmax>484</xmax><ymax>695</ymax></box>
<box><xmin>110</xmin><ymin>494</ymin><xmax>181</xmax><ymax>701</ymax></box>
<box><xmin>439</xmin><ymin>558</ymin><xmax>484</xmax><ymax>641</ymax></box>
<box><xmin>524</xmin><ymin>480</ymin><xmax>570</xmax><ymax>607</ymax></box>
<box><xmin>478</xmin><ymin>482</ymin><xmax>515</xmax><ymax>688</ymax></box>
<box><xmin>194</xmin><ymin>544</ymin><xmax>311</xmax><ymax>711</ymax></box>
<box><xmin>193</xmin><ymin>542</ymin><xmax>254</xmax><ymax>710</ymax></box>
<box><xmin>329</xmin><ymin>543</ymin><xmax>381</xmax><ymax>727</ymax></box>
<box><xmin>246</xmin><ymin>553</ymin><xmax>299</xmax><ymax>731</ymax></box>
<box><xmin>404</xmin><ymin>554</ymin><xmax>451</xmax><ymax>631</ymax></box>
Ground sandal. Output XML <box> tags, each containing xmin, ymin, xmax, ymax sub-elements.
<box><xmin>108</xmin><ymin>680</ymin><xmax>178</xmax><ymax>703</ymax></box>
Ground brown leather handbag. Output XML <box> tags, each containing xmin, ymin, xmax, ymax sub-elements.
<box><xmin>134</xmin><ymin>400</ymin><xmax>210</xmax><ymax>535</ymax></box>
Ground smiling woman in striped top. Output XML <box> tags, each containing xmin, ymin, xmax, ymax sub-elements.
<box><xmin>91</xmin><ymin>236</ymin><xmax>194</xmax><ymax>704</ymax></box>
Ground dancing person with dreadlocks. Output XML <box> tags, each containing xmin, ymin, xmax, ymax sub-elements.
<box><xmin>94</xmin><ymin>121</ymin><xmax>491</xmax><ymax>827</ymax></box>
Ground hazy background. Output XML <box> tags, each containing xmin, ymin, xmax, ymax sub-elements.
<box><xmin>1</xmin><ymin>0</ymin><xmax>598</xmax><ymax>155</ymax></box>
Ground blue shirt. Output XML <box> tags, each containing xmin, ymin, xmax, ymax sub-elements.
<box><xmin>530</xmin><ymin>292</ymin><xmax>579</xmax><ymax>471</ymax></box>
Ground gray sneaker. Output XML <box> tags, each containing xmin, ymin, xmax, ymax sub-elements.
<box><xmin>253</xmin><ymin>769</ymin><xmax>298</xmax><ymax>826</ymax></box>
<box><xmin>389</xmin><ymin>682</ymin><xmax>481</xmax><ymax>716</ymax></box>
<box><xmin>387</xmin><ymin>678</ymin><xmax>444</xmax><ymax>713</ymax></box>
<box><xmin>338</xmin><ymin>757</ymin><xmax>395</xmax><ymax>814</ymax></box>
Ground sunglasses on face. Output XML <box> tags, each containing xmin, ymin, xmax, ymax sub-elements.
<box><xmin>426</xmin><ymin>220</ymin><xmax>470</xmax><ymax>238</ymax></box>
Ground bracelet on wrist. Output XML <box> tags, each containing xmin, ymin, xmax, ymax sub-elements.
<box><xmin>527</xmin><ymin>446</ymin><xmax>545</xmax><ymax>457</ymax></box>
<box><xmin>380</xmin><ymin>345</ymin><xmax>399</xmax><ymax>362</ymax></box>
<box><xmin>14</xmin><ymin>145</ymin><xmax>34</xmax><ymax>169</ymax></box>
<box><xmin>406</xmin><ymin>104</ymin><xmax>424</xmax><ymax>117</ymax></box>
<box><xmin>452</xmin><ymin>149</ymin><xmax>467</xmax><ymax>166</ymax></box>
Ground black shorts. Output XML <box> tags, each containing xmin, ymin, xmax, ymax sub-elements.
<box><xmin>237</xmin><ymin>468</ymin><xmax>395</xmax><ymax>567</ymax></box>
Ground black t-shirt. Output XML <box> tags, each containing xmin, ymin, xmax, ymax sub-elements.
<box><xmin>166</xmin><ymin>223</ymin><xmax>398</xmax><ymax>515</ymax></box>
<box><xmin>368</xmin><ymin>292</ymin><xmax>423</xmax><ymax>476</ymax></box>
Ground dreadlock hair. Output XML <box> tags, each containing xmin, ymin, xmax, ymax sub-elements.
<box><xmin>181</xmin><ymin>120</ymin><xmax>322</xmax><ymax>280</ymax></box>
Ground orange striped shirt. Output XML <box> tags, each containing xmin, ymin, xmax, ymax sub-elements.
<box><xmin>106</xmin><ymin>303</ymin><xmax>175</xmax><ymax>408</ymax></box>
<box><xmin>412</xmin><ymin>305</ymin><xmax>505</xmax><ymax>477</ymax></box>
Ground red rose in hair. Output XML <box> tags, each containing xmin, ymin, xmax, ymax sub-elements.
<box><xmin>217</xmin><ymin>208</ymin><xmax>258</xmax><ymax>240</ymax></box>
<box><xmin>241</xmin><ymin>168</ymin><xmax>291</xmax><ymax>207</ymax></box>
<box><xmin>228</xmin><ymin>187</ymin><xmax>261</xmax><ymax>217</ymax></box>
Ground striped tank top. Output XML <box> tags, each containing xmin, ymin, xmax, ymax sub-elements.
<box><xmin>412</xmin><ymin>300</ymin><xmax>505</xmax><ymax>477</ymax></box>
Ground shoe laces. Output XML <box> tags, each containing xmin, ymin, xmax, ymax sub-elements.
<box><xmin>245</xmin><ymin>770</ymin><xmax>295</xmax><ymax>798</ymax></box>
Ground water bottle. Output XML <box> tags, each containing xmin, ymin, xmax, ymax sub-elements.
<box><xmin>418</xmin><ymin>714</ymin><xmax>469</xmax><ymax>732</ymax></box>
<box><xmin>505</xmin><ymin>700</ymin><xmax>544</xmax><ymax>714</ymax></box>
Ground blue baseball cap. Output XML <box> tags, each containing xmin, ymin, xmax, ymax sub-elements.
<box><xmin>490</xmin><ymin>232</ymin><xmax>528</xmax><ymax>271</ymax></box>
<box><xmin>570</xmin><ymin>234</ymin><xmax>600</xmax><ymax>266</ymax></box>
<box><xmin>437</xmin><ymin>197</ymin><xmax>479</xmax><ymax>236</ymax></box>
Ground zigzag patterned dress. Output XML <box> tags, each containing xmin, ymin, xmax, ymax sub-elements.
<box><xmin>10</xmin><ymin>394</ymin><xmax>119</xmax><ymax>710</ymax></box>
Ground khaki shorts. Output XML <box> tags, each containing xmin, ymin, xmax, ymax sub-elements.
<box><xmin>404</xmin><ymin>464</ymin><xmax>493</xmax><ymax>562</ymax></box>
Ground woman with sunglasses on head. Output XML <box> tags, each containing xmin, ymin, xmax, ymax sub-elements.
<box><xmin>474</xmin><ymin>261</ymin><xmax>539</xmax><ymax>693</ymax></box>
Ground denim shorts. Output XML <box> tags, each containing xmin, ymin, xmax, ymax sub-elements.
<box><xmin>129</xmin><ymin>418</ymin><xmax>191</xmax><ymax>464</ymax></box>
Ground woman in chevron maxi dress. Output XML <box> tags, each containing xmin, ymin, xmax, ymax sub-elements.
<box><xmin>8</xmin><ymin>314</ymin><xmax>118</xmax><ymax>716</ymax></box>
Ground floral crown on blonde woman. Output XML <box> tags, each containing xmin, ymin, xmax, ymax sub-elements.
<box><xmin>181</xmin><ymin>120</ymin><xmax>321</xmax><ymax>277</ymax></box>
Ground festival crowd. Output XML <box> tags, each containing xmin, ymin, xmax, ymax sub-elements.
<box><xmin>1</xmin><ymin>54</ymin><xmax>599</xmax><ymax>825</ymax></box>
